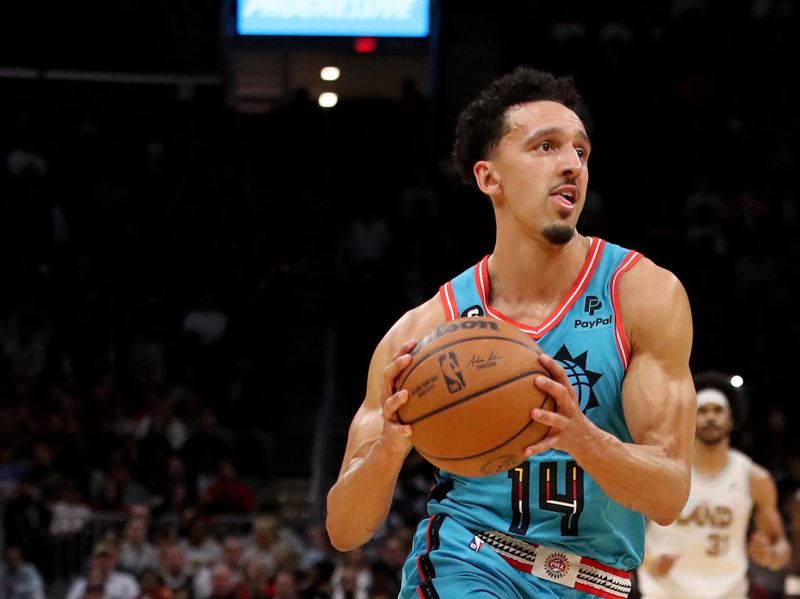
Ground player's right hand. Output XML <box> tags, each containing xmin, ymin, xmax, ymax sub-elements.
<box><xmin>646</xmin><ymin>553</ymin><xmax>679</xmax><ymax>576</ymax></box>
<box><xmin>378</xmin><ymin>339</ymin><xmax>416</xmax><ymax>453</ymax></box>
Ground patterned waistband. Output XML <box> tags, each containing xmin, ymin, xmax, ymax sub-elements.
<box><xmin>475</xmin><ymin>531</ymin><xmax>631</xmax><ymax>599</ymax></box>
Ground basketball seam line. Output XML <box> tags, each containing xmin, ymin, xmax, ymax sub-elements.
<box><xmin>398</xmin><ymin>335</ymin><xmax>542</xmax><ymax>391</ymax></box>
<box><xmin>415</xmin><ymin>394</ymin><xmax>552</xmax><ymax>461</ymax></box>
<box><xmin>401</xmin><ymin>369</ymin><xmax>547</xmax><ymax>425</ymax></box>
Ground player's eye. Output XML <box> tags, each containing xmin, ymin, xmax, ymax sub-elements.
<box><xmin>539</xmin><ymin>142</ymin><xmax>552</xmax><ymax>152</ymax></box>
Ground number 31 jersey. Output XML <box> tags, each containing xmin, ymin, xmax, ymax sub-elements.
<box><xmin>637</xmin><ymin>449</ymin><xmax>753</xmax><ymax>599</ymax></box>
<box><xmin>429</xmin><ymin>237</ymin><xmax>645</xmax><ymax>571</ymax></box>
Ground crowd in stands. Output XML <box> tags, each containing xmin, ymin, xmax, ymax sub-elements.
<box><xmin>1</xmin><ymin>0</ymin><xmax>800</xmax><ymax>598</ymax></box>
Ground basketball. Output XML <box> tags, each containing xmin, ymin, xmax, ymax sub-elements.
<box><xmin>397</xmin><ymin>316</ymin><xmax>555</xmax><ymax>477</ymax></box>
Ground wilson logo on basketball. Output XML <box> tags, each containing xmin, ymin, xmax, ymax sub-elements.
<box><xmin>438</xmin><ymin>351</ymin><xmax>466</xmax><ymax>393</ymax></box>
<box><xmin>411</xmin><ymin>320</ymin><xmax>500</xmax><ymax>355</ymax></box>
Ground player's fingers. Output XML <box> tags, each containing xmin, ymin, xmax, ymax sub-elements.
<box><xmin>523</xmin><ymin>431</ymin><xmax>559</xmax><ymax>456</ymax></box>
<box><xmin>382</xmin><ymin>389</ymin><xmax>409</xmax><ymax>420</ymax></box>
<box><xmin>393</xmin><ymin>338</ymin><xmax>417</xmax><ymax>360</ymax></box>
<box><xmin>531</xmin><ymin>407</ymin><xmax>567</xmax><ymax>430</ymax></box>
<box><xmin>534</xmin><ymin>374</ymin><xmax>576</xmax><ymax>412</ymax></box>
<box><xmin>383</xmin><ymin>352</ymin><xmax>413</xmax><ymax>397</ymax></box>
<box><xmin>537</xmin><ymin>354</ymin><xmax>574</xmax><ymax>392</ymax></box>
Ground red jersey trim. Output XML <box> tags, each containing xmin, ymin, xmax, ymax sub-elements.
<box><xmin>438</xmin><ymin>282</ymin><xmax>458</xmax><ymax>321</ymax></box>
<box><xmin>474</xmin><ymin>237</ymin><xmax>606</xmax><ymax>339</ymax></box>
<box><xmin>610</xmin><ymin>250</ymin><xmax>642</xmax><ymax>370</ymax></box>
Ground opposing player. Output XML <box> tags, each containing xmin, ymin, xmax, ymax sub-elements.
<box><xmin>326</xmin><ymin>67</ymin><xmax>696</xmax><ymax>598</ymax></box>
<box><xmin>637</xmin><ymin>374</ymin><xmax>790</xmax><ymax>599</ymax></box>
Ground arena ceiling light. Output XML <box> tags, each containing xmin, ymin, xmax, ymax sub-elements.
<box><xmin>320</xmin><ymin>66</ymin><xmax>340</xmax><ymax>81</ymax></box>
<box><xmin>318</xmin><ymin>92</ymin><xmax>338</xmax><ymax>108</ymax></box>
<box><xmin>730</xmin><ymin>375</ymin><xmax>744</xmax><ymax>388</ymax></box>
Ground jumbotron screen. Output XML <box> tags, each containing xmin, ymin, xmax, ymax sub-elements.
<box><xmin>237</xmin><ymin>0</ymin><xmax>430</xmax><ymax>37</ymax></box>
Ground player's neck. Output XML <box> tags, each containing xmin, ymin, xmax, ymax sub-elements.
<box><xmin>693</xmin><ymin>439</ymin><xmax>730</xmax><ymax>476</ymax></box>
<box><xmin>488</xmin><ymin>233</ymin><xmax>590</xmax><ymax>308</ymax></box>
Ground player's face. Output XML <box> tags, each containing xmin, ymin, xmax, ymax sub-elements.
<box><xmin>482</xmin><ymin>101</ymin><xmax>591</xmax><ymax>245</ymax></box>
<box><xmin>696</xmin><ymin>403</ymin><xmax>732</xmax><ymax>445</ymax></box>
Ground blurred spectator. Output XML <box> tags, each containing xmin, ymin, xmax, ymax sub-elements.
<box><xmin>329</xmin><ymin>549</ymin><xmax>370</xmax><ymax>599</ymax></box>
<box><xmin>241</xmin><ymin>516</ymin><xmax>278</xmax><ymax>579</ymax></box>
<box><xmin>179</xmin><ymin>518</ymin><xmax>221</xmax><ymax>574</ymax></box>
<box><xmin>181</xmin><ymin>410</ymin><xmax>229</xmax><ymax>490</ymax></box>
<box><xmin>65</xmin><ymin>541</ymin><xmax>139</xmax><ymax>599</ymax></box>
<box><xmin>133</xmin><ymin>394</ymin><xmax>188</xmax><ymax>453</ymax></box>
<box><xmin>241</xmin><ymin>561</ymin><xmax>270</xmax><ymax>599</ymax></box>
<box><xmin>136</xmin><ymin>568</ymin><xmax>171</xmax><ymax>599</ymax></box>
<box><xmin>0</xmin><ymin>446</ymin><xmax>28</xmax><ymax>497</ymax></box>
<box><xmin>271</xmin><ymin>570</ymin><xmax>299</xmax><ymax>599</ymax></box>
<box><xmin>195</xmin><ymin>536</ymin><xmax>245</xmax><ymax>599</ymax></box>
<box><xmin>49</xmin><ymin>481</ymin><xmax>91</xmax><ymax>536</ymax></box>
<box><xmin>157</xmin><ymin>544</ymin><xmax>195</xmax><ymax>599</ymax></box>
<box><xmin>207</xmin><ymin>565</ymin><xmax>236</xmax><ymax>599</ymax></box>
<box><xmin>2</xmin><ymin>483</ymin><xmax>52</xmax><ymax>580</ymax></box>
<box><xmin>202</xmin><ymin>460</ymin><xmax>253</xmax><ymax>514</ymax></box>
<box><xmin>300</xmin><ymin>559</ymin><xmax>334</xmax><ymax>599</ymax></box>
<box><xmin>298</xmin><ymin>524</ymin><xmax>335</xmax><ymax>572</ymax></box>
<box><xmin>0</xmin><ymin>546</ymin><xmax>45</xmax><ymax>599</ymax></box>
<box><xmin>219</xmin><ymin>537</ymin><xmax>245</xmax><ymax>585</ymax></box>
<box><xmin>330</xmin><ymin>566</ymin><xmax>366</xmax><ymax>599</ymax></box>
<box><xmin>376</xmin><ymin>535</ymin><xmax>406</xmax><ymax>595</ymax></box>
<box><xmin>119</xmin><ymin>518</ymin><xmax>158</xmax><ymax>576</ymax></box>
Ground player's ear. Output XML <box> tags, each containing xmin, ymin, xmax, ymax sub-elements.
<box><xmin>474</xmin><ymin>161</ymin><xmax>500</xmax><ymax>197</ymax></box>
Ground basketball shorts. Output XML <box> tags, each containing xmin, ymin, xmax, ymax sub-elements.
<box><xmin>399</xmin><ymin>514</ymin><xmax>630</xmax><ymax>599</ymax></box>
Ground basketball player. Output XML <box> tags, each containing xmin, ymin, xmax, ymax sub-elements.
<box><xmin>327</xmin><ymin>67</ymin><xmax>696</xmax><ymax>599</ymax></box>
<box><xmin>637</xmin><ymin>377</ymin><xmax>790</xmax><ymax>599</ymax></box>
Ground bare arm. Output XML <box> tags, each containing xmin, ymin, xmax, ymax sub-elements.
<box><xmin>748</xmin><ymin>463</ymin><xmax>791</xmax><ymax>570</ymax></box>
<box><xmin>527</xmin><ymin>259</ymin><xmax>695</xmax><ymax>524</ymax></box>
<box><xmin>325</xmin><ymin>298</ymin><xmax>444</xmax><ymax>551</ymax></box>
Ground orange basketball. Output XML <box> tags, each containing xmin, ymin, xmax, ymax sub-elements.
<box><xmin>397</xmin><ymin>316</ymin><xmax>555</xmax><ymax>477</ymax></box>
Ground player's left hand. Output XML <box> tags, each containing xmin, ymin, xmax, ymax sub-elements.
<box><xmin>749</xmin><ymin>531</ymin><xmax>777</xmax><ymax>569</ymax></box>
<box><xmin>524</xmin><ymin>353</ymin><xmax>597</xmax><ymax>457</ymax></box>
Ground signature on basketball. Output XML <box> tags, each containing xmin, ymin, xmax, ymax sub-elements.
<box><xmin>467</xmin><ymin>351</ymin><xmax>502</xmax><ymax>370</ymax></box>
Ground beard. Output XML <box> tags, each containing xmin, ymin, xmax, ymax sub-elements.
<box><xmin>542</xmin><ymin>223</ymin><xmax>575</xmax><ymax>245</ymax></box>
<box><xmin>697</xmin><ymin>425</ymin><xmax>729</xmax><ymax>445</ymax></box>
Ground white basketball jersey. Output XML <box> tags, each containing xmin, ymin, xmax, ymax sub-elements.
<box><xmin>638</xmin><ymin>449</ymin><xmax>753</xmax><ymax>599</ymax></box>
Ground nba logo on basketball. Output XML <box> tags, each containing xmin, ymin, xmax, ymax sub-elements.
<box><xmin>438</xmin><ymin>352</ymin><xmax>466</xmax><ymax>393</ymax></box>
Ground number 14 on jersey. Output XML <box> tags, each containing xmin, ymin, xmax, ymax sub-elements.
<box><xmin>508</xmin><ymin>460</ymin><xmax>585</xmax><ymax>536</ymax></box>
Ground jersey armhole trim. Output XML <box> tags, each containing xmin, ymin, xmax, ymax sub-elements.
<box><xmin>439</xmin><ymin>282</ymin><xmax>458</xmax><ymax>321</ymax></box>
<box><xmin>611</xmin><ymin>250</ymin><xmax>643</xmax><ymax>370</ymax></box>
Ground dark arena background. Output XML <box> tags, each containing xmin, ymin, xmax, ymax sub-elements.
<box><xmin>1</xmin><ymin>1</ymin><xmax>799</xmax><ymax>598</ymax></box>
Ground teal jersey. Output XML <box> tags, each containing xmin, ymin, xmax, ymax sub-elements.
<box><xmin>429</xmin><ymin>237</ymin><xmax>645</xmax><ymax>570</ymax></box>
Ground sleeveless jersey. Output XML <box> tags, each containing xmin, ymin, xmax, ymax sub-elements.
<box><xmin>637</xmin><ymin>449</ymin><xmax>753</xmax><ymax>599</ymax></box>
<box><xmin>429</xmin><ymin>237</ymin><xmax>644</xmax><ymax>570</ymax></box>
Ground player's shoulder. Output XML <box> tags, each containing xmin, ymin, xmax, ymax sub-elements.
<box><xmin>619</xmin><ymin>255</ymin><xmax>690</xmax><ymax>324</ymax></box>
<box><xmin>373</xmin><ymin>295</ymin><xmax>447</xmax><ymax>367</ymax></box>
<box><xmin>747</xmin><ymin>459</ymin><xmax>774</xmax><ymax>486</ymax></box>
<box><xmin>615</xmin><ymin>252</ymin><xmax>692</xmax><ymax>356</ymax></box>
<box><xmin>620</xmin><ymin>254</ymin><xmax>686</xmax><ymax>300</ymax></box>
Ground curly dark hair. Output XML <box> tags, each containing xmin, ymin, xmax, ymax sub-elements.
<box><xmin>451</xmin><ymin>66</ymin><xmax>581</xmax><ymax>186</ymax></box>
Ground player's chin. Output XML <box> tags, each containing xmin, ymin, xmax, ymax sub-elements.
<box><xmin>542</xmin><ymin>223</ymin><xmax>575</xmax><ymax>245</ymax></box>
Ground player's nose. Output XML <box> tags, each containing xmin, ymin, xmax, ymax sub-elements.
<box><xmin>558</xmin><ymin>147</ymin><xmax>584</xmax><ymax>178</ymax></box>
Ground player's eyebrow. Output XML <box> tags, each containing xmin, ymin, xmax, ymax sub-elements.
<box><xmin>523</xmin><ymin>127</ymin><xmax>592</xmax><ymax>149</ymax></box>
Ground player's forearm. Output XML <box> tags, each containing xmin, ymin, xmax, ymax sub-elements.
<box><xmin>572</xmin><ymin>427</ymin><xmax>689</xmax><ymax>525</ymax></box>
<box><xmin>326</xmin><ymin>439</ymin><xmax>408</xmax><ymax>551</ymax></box>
